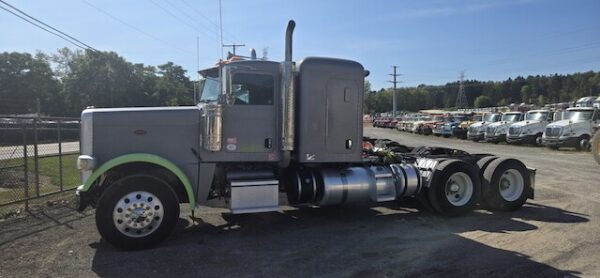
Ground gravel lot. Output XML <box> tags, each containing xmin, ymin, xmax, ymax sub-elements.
<box><xmin>1</xmin><ymin>126</ymin><xmax>599</xmax><ymax>277</ymax></box>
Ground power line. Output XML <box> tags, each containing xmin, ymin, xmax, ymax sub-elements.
<box><xmin>0</xmin><ymin>0</ymin><xmax>97</xmax><ymax>51</ymax></box>
<box><xmin>161</xmin><ymin>0</ymin><xmax>224</xmax><ymax>41</ymax></box>
<box><xmin>223</xmin><ymin>43</ymin><xmax>245</xmax><ymax>56</ymax></box>
<box><xmin>81</xmin><ymin>0</ymin><xmax>192</xmax><ymax>54</ymax></box>
<box><xmin>177</xmin><ymin>0</ymin><xmax>240</xmax><ymax>43</ymax></box>
<box><xmin>148</xmin><ymin>0</ymin><xmax>213</xmax><ymax>38</ymax></box>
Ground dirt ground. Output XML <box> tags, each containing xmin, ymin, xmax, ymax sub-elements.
<box><xmin>1</xmin><ymin>126</ymin><xmax>599</xmax><ymax>277</ymax></box>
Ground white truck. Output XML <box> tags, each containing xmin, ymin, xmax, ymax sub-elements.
<box><xmin>484</xmin><ymin>112</ymin><xmax>524</xmax><ymax>144</ymax></box>
<box><xmin>467</xmin><ymin>113</ymin><xmax>501</xmax><ymax>142</ymax></box>
<box><xmin>506</xmin><ymin>110</ymin><xmax>553</xmax><ymax>146</ymax></box>
<box><xmin>543</xmin><ymin>107</ymin><xmax>600</xmax><ymax>150</ymax></box>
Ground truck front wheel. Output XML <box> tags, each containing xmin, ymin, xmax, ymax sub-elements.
<box><xmin>95</xmin><ymin>174</ymin><xmax>180</xmax><ymax>250</ymax></box>
<box><xmin>481</xmin><ymin>158</ymin><xmax>529</xmax><ymax>211</ymax></box>
<box><xmin>427</xmin><ymin>160</ymin><xmax>481</xmax><ymax>216</ymax></box>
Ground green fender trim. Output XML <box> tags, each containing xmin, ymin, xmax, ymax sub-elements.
<box><xmin>81</xmin><ymin>153</ymin><xmax>196</xmax><ymax>208</ymax></box>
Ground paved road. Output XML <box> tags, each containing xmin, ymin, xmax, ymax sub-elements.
<box><xmin>0</xmin><ymin>127</ymin><xmax>599</xmax><ymax>277</ymax></box>
<box><xmin>0</xmin><ymin>142</ymin><xmax>79</xmax><ymax>160</ymax></box>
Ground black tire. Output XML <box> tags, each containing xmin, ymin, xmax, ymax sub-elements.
<box><xmin>95</xmin><ymin>174</ymin><xmax>180</xmax><ymax>250</ymax></box>
<box><xmin>481</xmin><ymin>158</ymin><xmax>530</xmax><ymax>211</ymax></box>
<box><xmin>427</xmin><ymin>160</ymin><xmax>481</xmax><ymax>217</ymax></box>
<box><xmin>593</xmin><ymin>132</ymin><xmax>600</xmax><ymax>165</ymax></box>
<box><xmin>576</xmin><ymin>135</ymin><xmax>590</xmax><ymax>151</ymax></box>
<box><xmin>533</xmin><ymin>134</ymin><xmax>543</xmax><ymax>146</ymax></box>
<box><xmin>476</xmin><ymin>156</ymin><xmax>498</xmax><ymax>176</ymax></box>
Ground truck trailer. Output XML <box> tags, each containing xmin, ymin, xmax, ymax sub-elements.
<box><xmin>75</xmin><ymin>21</ymin><xmax>536</xmax><ymax>250</ymax></box>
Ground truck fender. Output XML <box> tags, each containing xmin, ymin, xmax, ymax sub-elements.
<box><xmin>80</xmin><ymin>153</ymin><xmax>196</xmax><ymax>208</ymax></box>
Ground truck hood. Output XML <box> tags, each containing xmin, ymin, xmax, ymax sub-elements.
<box><xmin>547</xmin><ymin>119</ymin><xmax>588</xmax><ymax>129</ymax></box>
<box><xmin>511</xmin><ymin>120</ymin><xmax>545</xmax><ymax>129</ymax></box>
<box><xmin>470</xmin><ymin>121</ymin><xmax>495</xmax><ymax>128</ymax></box>
<box><xmin>488</xmin><ymin>121</ymin><xmax>515</xmax><ymax>128</ymax></box>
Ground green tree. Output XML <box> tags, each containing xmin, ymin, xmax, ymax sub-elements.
<box><xmin>474</xmin><ymin>95</ymin><xmax>492</xmax><ymax>108</ymax></box>
<box><xmin>152</xmin><ymin>62</ymin><xmax>193</xmax><ymax>106</ymax></box>
<box><xmin>521</xmin><ymin>85</ymin><xmax>532</xmax><ymax>103</ymax></box>
<box><xmin>0</xmin><ymin>51</ymin><xmax>60</xmax><ymax>115</ymax></box>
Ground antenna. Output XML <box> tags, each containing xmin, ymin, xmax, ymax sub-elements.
<box><xmin>218</xmin><ymin>0</ymin><xmax>224</xmax><ymax>61</ymax></box>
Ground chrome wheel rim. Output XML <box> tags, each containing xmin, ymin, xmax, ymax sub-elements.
<box><xmin>113</xmin><ymin>191</ymin><xmax>164</xmax><ymax>238</ymax></box>
<box><xmin>499</xmin><ymin>169</ymin><xmax>524</xmax><ymax>202</ymax></box>
<box><xmin>445</xmin><ymin>172</ymin><xmax>473</xmax><ymax>206</ymax></box>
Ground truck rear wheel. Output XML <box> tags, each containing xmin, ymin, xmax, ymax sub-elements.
<box><xmin>95</xmin><ymin>174</ymin><xmax>180</xmax><ymax>250</ymax></box>
<box><xmin>481</xmin><ymin>158</ymin><xmax>529</xmax><ymax>211</ymax></box>
<box><xmin>427</xmin><ymin>160</ymin><xmax>481</xmax><ymax>216</ymax></box>
<box><xmin>593</xmin><ymin>133</ymin><xmax>600</xmax><ymax>165</ymax></box>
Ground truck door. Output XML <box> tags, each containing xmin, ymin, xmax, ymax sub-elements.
<box><xmin>221</xmin><ymin>70</ymin><xmax>280</xmax><ymax>161</ymax></box>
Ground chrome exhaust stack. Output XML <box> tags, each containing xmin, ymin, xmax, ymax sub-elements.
<box><xmin>281</xmin><ymin>20</ymin><xmax>296</xmax><ymax>152</ymax></box>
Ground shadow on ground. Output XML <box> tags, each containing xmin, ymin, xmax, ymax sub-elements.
<box><xmin>85</xmin><ymin>201</ymin><xmax>587</xmax><ymax>277</ymax></box>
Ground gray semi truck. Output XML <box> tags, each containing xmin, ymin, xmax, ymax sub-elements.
<box><xmin>75</xmin><ymin>21</ymin><xmax>536</xmax><ymax>249</ymax></box>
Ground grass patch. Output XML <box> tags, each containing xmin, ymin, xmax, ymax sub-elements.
<box><xmin>0</xmin><ymin>153</ymin><xmax>80</xmax><ymax>206</ymax></box>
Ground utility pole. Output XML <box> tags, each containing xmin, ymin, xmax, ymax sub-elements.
<box><xmin>223</xmin><ymin>43</ymin><xmax>245</xmax><ymax>56</ymax></box>
<box><xmin>455</xmin><ymin>71</ymin><xmax>468</xmax><ymax>109</ymax></box>
<box><xmin>388</xmin><ymin>66</ymin><xmax>402</xmax><ymax>117</ymax></box>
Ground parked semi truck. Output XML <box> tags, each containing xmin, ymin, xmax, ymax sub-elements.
<box><xmin>484</xmin><ymin>112</ymin><xmax>524</xmax><ymax>144</ymax></box>
<box><xmin>543</xmin><ymin>107</ymin><xmax>600</xmax><ymax>150</ymax></box>
<box><xmin>467</xmin><ymin>113</ymin><xmax>501</xmax><ymax>142</ymax></box>
<box><xmin>75</xmin><ymin>21</ymin><xmax>535</xmax><ymax>250</ymax></box>
<box><xmin>507</xmin><ymin>110</ymin><xmax>553</xmax><ymax>146</ymax></box>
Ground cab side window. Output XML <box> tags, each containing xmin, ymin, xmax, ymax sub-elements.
<box><xmin>231</xmin><ymin>73</ymin><xmax>274</xmax><ymax>105</ymax></box>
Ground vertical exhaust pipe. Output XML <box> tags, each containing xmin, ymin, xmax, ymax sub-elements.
<box><xmin>281</xmin><ymin>20</ymin><xmax>296</xmax><ymax>154</ymax></box>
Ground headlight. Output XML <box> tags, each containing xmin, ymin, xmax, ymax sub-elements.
<box><xmin>522</xmin><ymin>129</ymin><xmax>529</xmax><ymax>135</ymax></box>
<box><xmin>77</xmin><ymin>155</ymin><xmax>97</xmax><ymax>171</ymax></box>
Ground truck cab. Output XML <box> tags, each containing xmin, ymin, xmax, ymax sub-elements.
<box><xmin>543</xmin><ymin>107</ymin><xmax>600</xmax><ymax>150</ymax></box>
<box><xmin>506</xmin><ymin>110</ymin><xmax>553</xmax><ymax>146</ymax></box>
<box><xmin>484</xmin><ymin>112</ymin><xmax>524</xmax><ymax>143</ymax></box>
<box><xmin>467</xmin><ymin>113</ymin><xmax>501</xmax><ymax>142</ymax></box>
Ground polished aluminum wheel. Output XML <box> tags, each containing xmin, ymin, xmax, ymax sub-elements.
<box><xmin>113</xmin><ymin>191</ymin><xmax>164</xmax><ymax>238</ymax></box>
<box><xmin>499</xmin><ymin>169</ymin><xmax>524</xmax><ymax>202</ymax></box>
<box><xmin>445</xmin><ymin>172</ymin><xmax>474</xmax><ymax>206</ymax></box>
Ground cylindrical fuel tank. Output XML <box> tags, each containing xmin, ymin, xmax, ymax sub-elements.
<box><xmin>318</xmin><ymin>167</ymin><xmax>373</xmax><ymax>206</ymax></box>
<box><xmin>285</xmin><ymin>164</ymin><xmax>423</xmax><ymax>206</ymax></box>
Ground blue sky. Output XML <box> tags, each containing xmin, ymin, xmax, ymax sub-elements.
<box><xmin>2</xmin><ymin>0</ymin><xmax>599</xmax><ymax>90</ymax></box>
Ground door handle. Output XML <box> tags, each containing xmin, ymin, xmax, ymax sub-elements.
<box><xmin>264</xmin><ymin>138</ymin><xmax>272</xmax><ymax>149</ymax></box>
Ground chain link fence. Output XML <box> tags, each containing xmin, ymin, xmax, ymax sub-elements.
<box><xmin>0</xmin><ymin>116</ymin><xmax>80</xmax><ymax>214</ymax></box>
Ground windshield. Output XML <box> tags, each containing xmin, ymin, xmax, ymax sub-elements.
<box><xmin>473</xmin><ymin>115</ymin><xmax>482</xmax><ymax>121</ymax></box>
<box><xmin>199</xmin><ymin>77</ymin><xmax>219</xmax><ymax>102</ymax></box>
<box><xmin>432</xmin><ymin>116</ymin><xmax>444</xmax><ymax>121</ymax></box>
<box><xmin>483</xmin><ymin>114</ymin><xmax>500</xmax><ymax>122</ymax></box>
<box><xmin>525</xmin><ymin>112</ymin><xmax>549</xmax><ymax>121</ymax></box>
<box><xmin>454</xmin><ymin>115</ymin><xmax>467</xmax><ymax>121</ymax></box>
<box><xmin>567</xmin><ymin>110</ymin><xmax>593</xmax><ymax>121</ymax></box>
<box><xmin>502</xmin><ymin>113</ymin><xmax>521</xmax><ymax>122</ymax></box>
